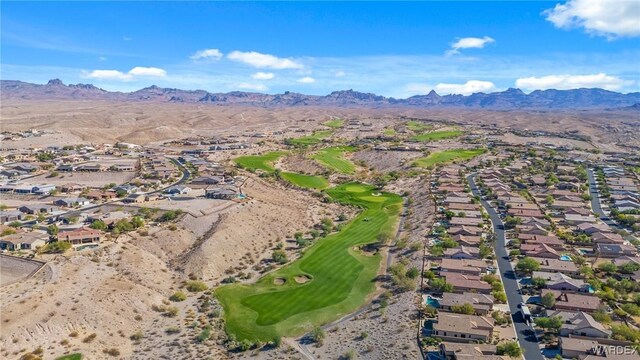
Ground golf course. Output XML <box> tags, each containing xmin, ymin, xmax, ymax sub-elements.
<box><xmin>286</xmin><ymin>130</ymin><xmax>333</xmax><ymax>147</ymax></box>
<box><xmin>234</xmin><ymin>151</ymin><xmax>287</xmax><ymax>173</ymax></box>
<box><xmin>281</xmin><ymin>172</ymin><xmax>329</xmax><ymax>189</ymax></box>
<box><xmin>216</xmin><ymin>183</ymin><xmax>402</xmax><ymax>341</ymax></box>
<box><xmin>413</xmin><ymin>148</ymin><xmax>486</xmax><ymax>167</ymax></box>
<box><xmin>310</xmin><ymin>146</ymin><xmax>356</xmax><ymax>174</ymax></box>
<box><xmin>411</xmin><ymin>130</ymin><xmax>463</xmax><ymax>142</ymax></box>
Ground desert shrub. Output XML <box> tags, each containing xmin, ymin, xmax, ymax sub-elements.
<box><xmin>103</xmin><ymin>348</ymin><xmax>120</xmax><ymax>357</ymax></box>
<box><xmin>169</xmin><ymin>291</ymin><xmax>187</xmax><ymax>302</ymax></box>
<box><xmin>82</xmin><ymin>333</ymin><xmax>97</xmax><ymax>343</ymax></box>
<box><xmin>185</xmin><ymin>280</ymin><xmax>208</xmax><ymax>292</ymax></box>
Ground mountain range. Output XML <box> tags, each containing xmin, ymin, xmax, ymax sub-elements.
<box><xmin>2</xmin><ymin>79</ymin><xmax>639</xmax><ymax>110</ymax></box>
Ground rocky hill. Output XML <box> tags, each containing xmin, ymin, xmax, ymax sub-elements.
<box><xmin>2</xmin><ymin>79</ymin><xmax>639</xmax><ymax>109</ymax></box>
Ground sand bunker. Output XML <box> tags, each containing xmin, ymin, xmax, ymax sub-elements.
<box><xmin>273</xmin><ymin>277</ymin><xmax>286</xmax><ymax>285</ymax></box>
<box><xmin>294</xmin><ymin>275</ymin><xmax>311</xmax><ymax>284</ymax></box>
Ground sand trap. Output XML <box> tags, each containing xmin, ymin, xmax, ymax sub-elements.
<box><xmin>294</xmin><ymin>275</ymin><xmax>311</xmax><ymax>284</ymax></box>
<box><xmin>273</xmin><ymin>277</ymin><xmax>286</xmax><ymax>285</ymax></box>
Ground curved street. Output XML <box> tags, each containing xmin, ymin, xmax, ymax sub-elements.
<box><xmin>467</xmin><ymin>173</ymin><xmax>544</xmax><ymax>360</ymax></box>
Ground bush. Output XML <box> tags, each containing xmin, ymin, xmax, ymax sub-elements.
<box><xmin>39</xmin><ymin>241</ymin><xmax>71</xmax><ymax>254</ymax></box>
<box><xmin>197</xmin><ymin>326</ymin><xmax>211</xmax><ymax>342</ymax></box>
<box><xmin>496</xmin><ymin>341</ymin><xmax>521</xmax><ymax>357</ymax></box>
<box><xmin>103</xmin><ymin>348</ymin><xmax>120</xmax><ymax>357</ymax></box>
<box><xmin>165</xmin><ymin>327</ymin><xmax>181</xmax><ymax>334</ymax></box>
<box><xmin>130</xmin><ymin>331</ymin><xmax>144</xmax><ymax>341</ymax></box>
<box><xmin>169</xmin><ymin>291</ymin><xmax>187</xmax><ymax>302</ymax></box>
<box><xmin>185</xmin><ymin>280</ymin><xmax>208</xmax><ymax>292</ymax></box>
<box><xmin>159</xmin><ymin>209</ymin><xmax>183</xmax><ymax>222</ymax></box>
<box><xmin>272</xmin><ymin>249</ymin><xmax>288</xmax><ymax>264</ymax></box>
<box><xmin>83</xmin><ymin>333</ymin><xmax>97</xmax><ymax>343</ymax></box>
<box><xmin>311</xmin><ymin>327</ymin><xmax>325</xmax><ymax>343</ymax></box>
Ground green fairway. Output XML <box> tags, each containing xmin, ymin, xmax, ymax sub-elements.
<box><xmin>322</xmin><ymin>119</ymin><xmax>345</xmax><ymax>129</ymax></box>
<box><xmin>413</xmin><ymin>148</ymin><xmax>486</xmax><ymax>167</ymax></box>
<box><xmin>286</xmin><ymin>130</ymin><xmax>333</xmax><ymax>147</ymax></box>
<box><xmin>55</xmin><ymin>354</ymin><xmax>82</xmax><ymax>360</ymax></box>
<box><xmin>281</xmin><ymin>172</ymin><xmax>329</xmax><ymax>189</ymax></box>
<box><xmin>411</xmin><ymin>130</ymin><xmax>463</xmax><ymax>142</ymax></box>
<box><xmin>216</xmin><ymin>183</ymin><xmax>402</xmax><ymax>341</ymax></box>
<box><xmin>310</xmin><ymin>146</ymin><xmax>356</xmax><ymax>174</ymax></box>
<box><xmin>406</xmin><ymin>120</ymin><xmax>432</xmax><ymax>132</ymax></box>
<box><xmin>234</xmin><ymin>151</ymin><xmax>287</xmax><ymax>173</ymax></box>
<box><xmin>383</xmin><ymin>127</ymin><xmax>397</xmax><ymax>136</ymax></box>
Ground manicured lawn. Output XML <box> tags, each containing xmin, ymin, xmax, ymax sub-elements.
<box><xmin>411</xmin><ymin>130</ymin><xmax>463</xmax><ymax>142</ymax></box>
<box><xmin>286</xmin><ymin>130</ymin><xmax>333</xmax><ymax>147</ymax></box>
<box><xmin>234</xmin><ymin>151</ymin><xmax>287</xmax><ymax>173</ymax></box>
<box><xmin>55</xmin><ymin>354</ymin><xmax>82</xmax><ymax>360</ymax></box>
<box><xmin>216</xmin><ymin>183</ymin><xmax>402</xmax><ymax>341</ymax></box>
<box><xmin>406</xmin><ymin>120</ymin><xmax>432</xmax><ymax>132</ymax></box>
<box><xmin>322</xmin><ymin>119</ymin><xmax>345</xmax><ymax>129</ymax></box>
<box><xmin>413</xmin><ymin>148</ymin><xmax>487</xmax><ymax>167</ymax></box>
<box><xmin>281</xmin><ymin>172</ymin><xmax>329</xmax><ymax>189</ymax></box>
<box><xmin>310</xmin><ymin>146</ymin><xmax>356</xmax><ymax>174</ymax></box>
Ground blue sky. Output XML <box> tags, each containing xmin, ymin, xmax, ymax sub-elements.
<box><xmin>1</xmin><ymin>1</ymin><xmax>639</xmax><ymax>97</ymax></box>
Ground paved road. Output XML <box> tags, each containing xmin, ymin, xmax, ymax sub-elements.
<box><xmin>586</xmin><ymin>169</ymin><xmax>620</xmax><ymax>230</ymax></box>
<box><xmin>467</xmin><ymin>174</ymin><xmax>543</xmax><ymax>360</ymax></box>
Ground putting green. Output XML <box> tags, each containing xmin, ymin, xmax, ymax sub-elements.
<box><xmin>234</xmin><ymin>151</ymin><xmax>287</xmax><ymax>173</ymax></box>
<box><xmin>413</xmin><ymin>148</ymin><xmax>486</xmax><ymax>167</ymax></box>
<box><xmin>310</xmin><ymin>146</ymin><xmax>356</xmax><ymax>174</ymax></box>
<box><xmin>406</xmin><ymin>120</ymin><xmax>432</xmax><ymax>132</ymax></box>
<box><xmin>281</xmin><ymin>172</ymin><xmax>329</xmax><ymax>189</ymax></box>
<box><xmin>216</xmin><ymin>183</ymin><xmax>402</xmax><ymax>341</ymax></box>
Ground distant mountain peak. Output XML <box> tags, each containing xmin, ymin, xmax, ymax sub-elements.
<box><xmin>47</xmin><ymin>79</ymin><xmax>64</xmax><ymax>86</ymax></box>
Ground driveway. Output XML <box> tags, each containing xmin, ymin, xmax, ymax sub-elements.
<box><xmin>467</xmin><ymin>173</ymin><xmax>543</xmax><ymax>360</ymax></box>
<box><xmin>586</xmin><ymin>169</ymin><xmax>621</xmax><ymax>230</ymax></box>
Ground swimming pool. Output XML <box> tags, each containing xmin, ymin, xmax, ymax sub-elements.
<box><xmin>425</xmin><ymin>296</ymin><xmax>440</xmax><ymax>308</ymax></box>
<box><xmin>559</xmin><ymin>255</ymin><xmax>572</xmax><ymax>261</ymax></box>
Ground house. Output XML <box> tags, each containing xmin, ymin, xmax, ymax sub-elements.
<box><xmin>533</xmin><ymin>257</ymin><xmax>579</xmax><ymax>276</ymax></box>
<box><xmin>0</xmin><ymin>231</ymin><xmax>48</xmax><ymax>250</ymax></box>
<box><xmin>452</xmin><ymin>235</ymin><xmax>483</xmax><ymax>247</ymax></box>
<box><xmin>191</xmin><ymin>176</ymin><xmax>225</xmax><ymax>186</ymax></box>
<box><xmin>18</xmin><ymin>204</ymin><xmax>59</xmax><ymax>215</ymax></box>
<box><xmin>448</xmin><ymin>226</ymin><xmax>483</xmax><ymax>236</ymax></box>
<box><xmin>77</xmin><ymin>164</ymin><xmax>105</xmax><ymax>172</ymax></box>
<box><xmin>123</xmin><ymin>193</ymin><xmax>146</xmax><ymax>204</ymax></box>
<box><xmin>564</xmin><ymin>214</ymin><xmax>598</xmax><ymax>225</ymax></box>
<box><xmin>559</xmin><ymin>337</ymin><xmax>614</xmax><ymax>360</ymax></box>
<box><xmin>533</xmin><ymin>272</ymin><xmax>591</xmax><ymax>293</ymax></box>
<box><xmin>12</xmin><ymin>163</ymin><xmax>39</xmax><ymax>172</ymax></box>
<box><xmin>431</xmin><ymin>313</ymin><xmax>494</xmax><ymax>343</ymax></box>
<box><xmin>438</xmin><ymin>342</ymin><xmax>509</xmax><ymax>359</ymax></box>
<box><xmin>517</xmin><ymin>223</ymin><xmax>549</xmax><ymax>235</ymax></box>
<box><xmin>164</xmin><ymin>185</ymin><xmax>191</xmax><ymax>195</ymax></box>
<box><xmin>519</xmin><ymin>235</ymin><xmax>564</xmax><ymax>250</ymax></box>
<box><xmin>205</xmin><ymin>187</ymin><xmax>238</xmax><ymax>200</ymax></box>
<box><xmin>612</xmin><ymin>256</ymin><xmax>640</xmax><ymax>267</ymax></box>
<box><xmin>592</xmin><ymin>232</ymin><xmax>626</xmax><ymax>245</ymax></box>
<box><xmin>576</xmin><ymin>223</ymin><xmax>610</xmax><ymax>235</ymax></box>
<box><xmin>58</xmin><ymin>228</ymin><xmax>102</xmax><ymax>246</ymax></box>
<box><xmin>520</xmin><ymin>243</ymin><xmax>559</xmax><ymax>258</ymax></box>
<box><xmin>439</xmin><ymin>292</ymin><xmax>495</xmax><ymax>315</ymax></box>
<box><xmin>443</xmin><ymin>246</ymin><xmax>481</xmax><ymax>259</ymax></box>
<box><xmin>0</xmin><ymin>210</ymin><xmax>23</xmax><ymax>224</ymax></box>
<box><xmin>449</xmin><ymin>217</ymin><xmax>484</xmax><ymax>227</ymax></box>
<box><xmin>596</xmin><ymin>243</ymin><xmax>637</xmax><ymax>258</ymax></box>
<box><xmin>442</xmin><ymin>273</ymin><xmax>493</xmax><ymax>294</ymax></box>
<box><xmin>53</xmin><ymin>197</ymin><xmax>90</xmax><ymax>207</ymax></box>
<box><xmin>60</xmin><ymin>183</ymin><xmax>86</xmax><ymax>193</ymax></box>
<box><xmin>85</xmin><ymin>190</ymin><xmax>116</xmax><ymax>201</ymax></box>
<box><xmin>546</xmin><ymin>310</ymin><xmax>611</xmax><ymax>338</ymax></box>
<box><xmin>541</xmin><ymin>289</ymin><xmax>601</xmax><ymax>313</ymax></box>
<box><xmin>111</xmin><ymin>164</ymin><xmax>135</xmax><ymax>171</ymax></box>
<box><xmin>440</xmin><ymin>258</ymin><xmax>489</xmax><ymax>276</ymax></box>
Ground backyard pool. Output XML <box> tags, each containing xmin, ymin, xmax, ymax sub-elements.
<box><xmin>559</xmin><ymin>255</ymin><xmax>572</xmax><ymax>261</ymax></box>
<box><xmin>425</xmin><ymin>296</ymin><xmax>440</xmax><ymax>308</ymax></box>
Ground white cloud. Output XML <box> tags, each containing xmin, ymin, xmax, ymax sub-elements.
<box><xmin>334</xmin><ymin>70</ymin><xmax>346</xmax><ymax>77</ymax></box>
<box><xmin>123</xmin><ymin>36</ymin><xmax>132</xmax><ymax>41</ymax></box>
<box><xmin>544</xmin><ymin>0</ymin><xmax>640</xmax><ymax>38</ymax></box>
<box><xmin>85</xmin><ymin>66</ymin><xmax>166</xmax><ymax>81</ymax></box>
<box><xmin>297</xmin><ymin>76</ymin><xmax>315</xmax><ymax>84</ymax></box>
<box><xmin>227</xmin><ymin>51</ymin><xmax>304</xmax><ymax>69</ymax></box>
<box><xmin>128</xmin><ymin>67</ymin><xmax>167</xmax><ymax>77</ymax></box>
<box><xmin>236</xmin><ymin>82</ymin><xmax>268</xmax><ymax>91</ymax></box>
<box><xmin>515</xmin><ymin>73</ymin><xmax>627</xmax><ymax>90</ymax></box>
<box><xmin>190</xmin><ymin>48</ymin><xmax>223</xmax><ymax>61</ymax></box>
<box><xmin>98</xmin><ymin>56</ymin><xmax>107</xmax><ymax>61</ymax></box>
<box><xmin>251</xmin><ymin>72</ymin><xmax>275</xmax><ymax>80</ymax></box>
<box><xmin>435</xmin><ymin>80</ymin><xmax>497</xmax><ymax>95</ymax></box>
<box><xmin>447</xmin><ymin>36</ymin><xmax>495</xmax><ymax>55</ymax></box>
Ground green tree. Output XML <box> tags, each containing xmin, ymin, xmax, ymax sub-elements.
<box><xmin>272</xmin><ymin>249</ymin><xmax>288</xmax><ymax>264</ymax></box>
<box><xmin>311</xmin><ymin>327</ymin><xmax>325</xmax><ymax>343</ymax></box>
<box><xmin>496</xmin><ymin>341</ymin><xmax>522</xmax><ymax>358</ymax></box>
<box><xmin>516</xmin><ymin>257</ymin><xmax>540</xmax><ymax>274</ymax></box>
<box><xmin>89</xmin><ymin>220</ymin><xmax>108</xmax><ymax>231</ymax></box>
<box><xmin>535</xmin><ymin>316</ymin><xmax>563</xmax><ymax>332</ymax></box>
<box><xmin>47</xmin><ymin>224</ymin><xmax>59</xmax><ymax>237</ymax></box>
<box><xmin>450</xmin><ymin>303</ymin><xmax>475</xmax><ymax>315</ymax></box>
<box><xmin>541</xmin><ymin>292</ymin><xmax>556</xmax><ymax>308</ymax></box>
